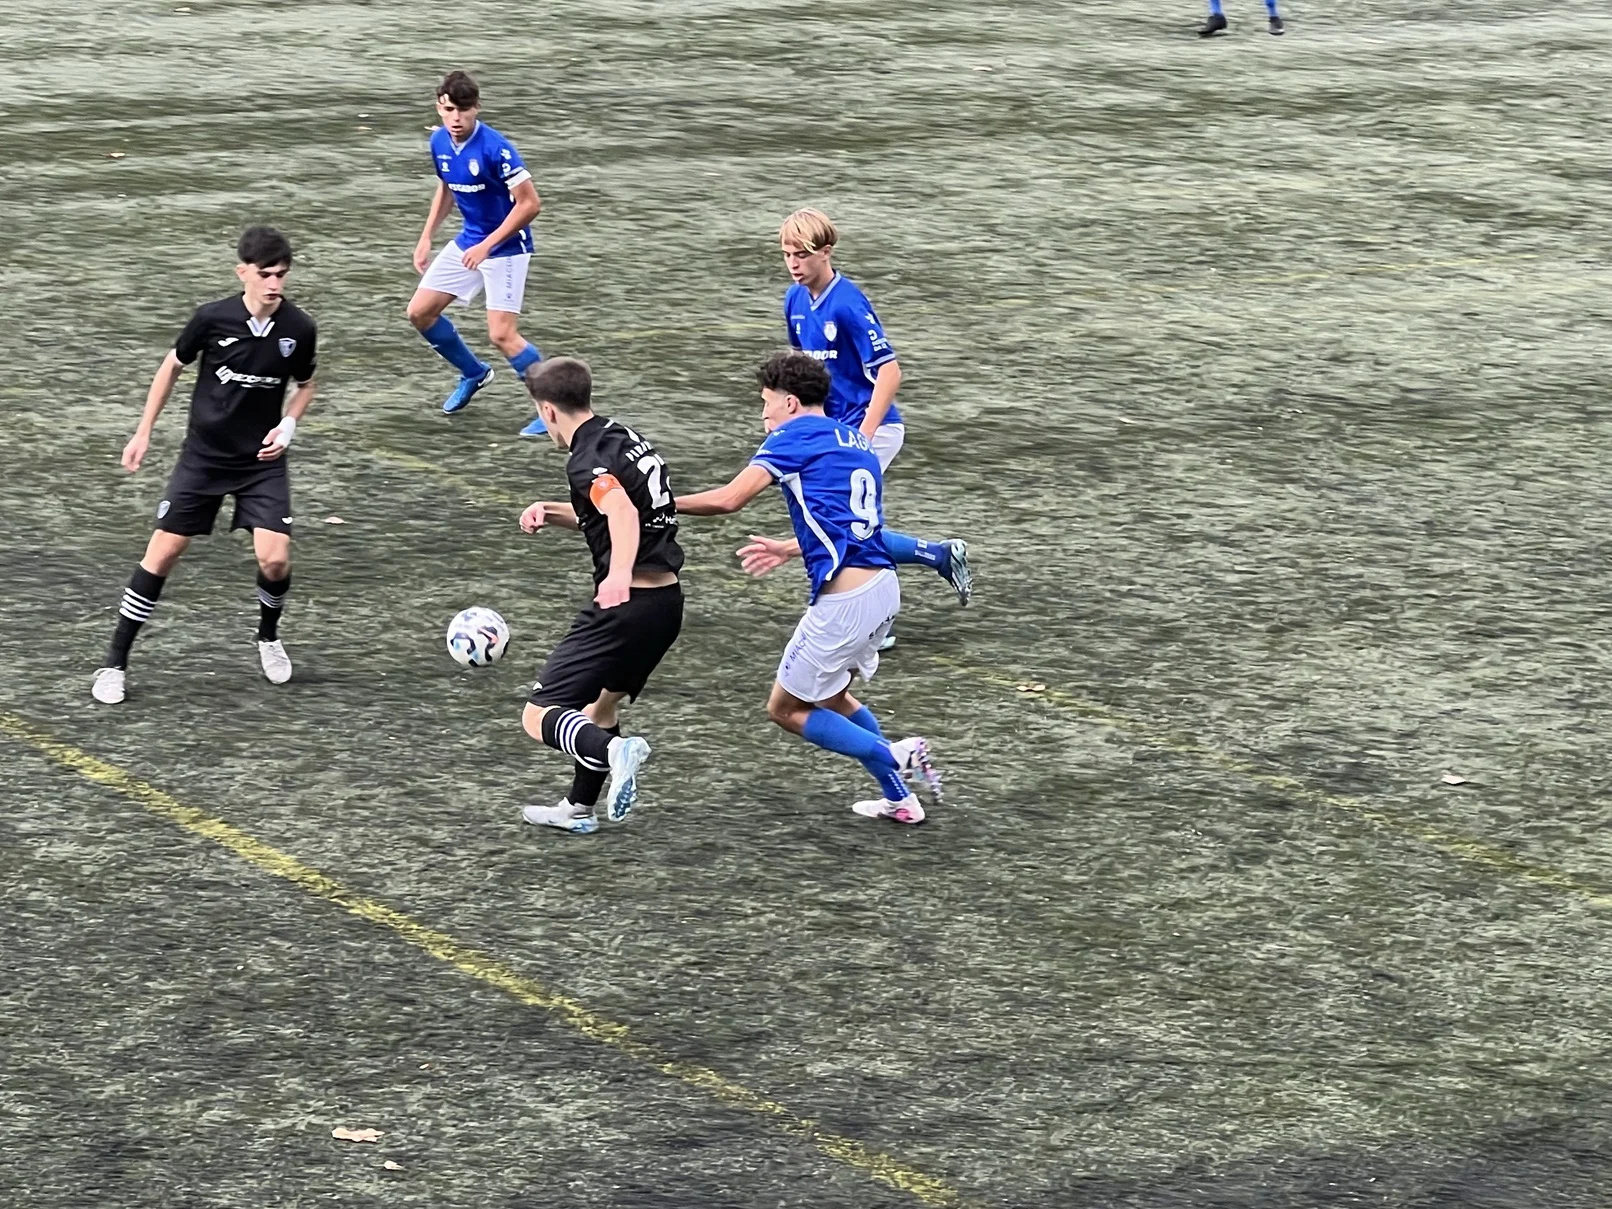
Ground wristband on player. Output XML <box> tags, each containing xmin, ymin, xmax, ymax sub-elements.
<box><xmin>269</xmin><ymin>415</ymin><xmax>297</xmax><ymax>449</ymax></box>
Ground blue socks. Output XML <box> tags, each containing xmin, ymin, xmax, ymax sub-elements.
<box><xmin>508</xmin><ymin>342</ymin><xmax>542</xmax><ymax>375</ymax></box>
<box><xmin>802</xmin><ymin>706</ymin><xmax>908</xmax><ymax>803</ymax></box>
<box><xmin>883</xmin><ymin>530</ymin><xmax>947</xmax><ymax>570</ymax></box>
<box><xmin>1209</xmin><ymin>0</ymin><xmax>1224</xmax><ymax>12</ymax></box>
<box><xmin>421</xmin><ymin>316</ymin><xmax>488</xmax><ymax>380</ymax></box>
<box><xmin>803</xmin><ymin>707</ymin><xmax>898</xmax><ymax>769</ymax></box>
<box><xmin>1263</xmin><ymin>0</ymin><xmax>1277</xmax><ymax>14</ymax></box>
<box><xmin>846</xmin><ymin>705</ymin><xmax>885</xmax><ymax>738</ymax></box>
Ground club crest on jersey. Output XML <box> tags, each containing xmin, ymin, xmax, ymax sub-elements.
<box><xmin>438</xmin><ymin>158</ymin><xmax>450</xmax><ymax>172</ymax></box>
<box><xmin>469</xmin><ymin>158</ymin><xmax>480</xmax><ymax>176</ymax></box>
<box><xmin>823</xmin><ymin>321</ymin><xmax>837</xmax><ymax>341</ymax></box>
<box><xmin>278</xmin><ymin>337</ymin><xmax>297</xmax><ymax>358</ymax></box>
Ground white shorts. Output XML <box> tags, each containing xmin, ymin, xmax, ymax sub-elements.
<box><xmin>419</xmin><ymin>242</ymin><xmax>531</xmax><ymax>313</ymax></box>
<box><xmin>776</xmin><ymin>569</ymin><xmax>901</xmax><ymax>703</ymax></box>
<box><xmin>870</xmin><ymin>422</ymin><xmax>905</xmax><ymax>471</ymax></box>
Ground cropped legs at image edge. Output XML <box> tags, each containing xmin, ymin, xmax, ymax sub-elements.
<box><xmin>1200</xmin><ymin>0</ymin><xmax>1284</xmax><ymax>36</ymax></box>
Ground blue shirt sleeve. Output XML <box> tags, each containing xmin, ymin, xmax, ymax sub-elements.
<box><xmin>750</xmin><ymin>427</ymin><xmax>803</xmax><ymax>481</ymax></box>
<box><xmin>842</xmin><ymin>290</ymin><xmax>896</xmax><ymax>375</ymax></box>
<box><xmin>490</xmin><ymin>132</ymin><xmax>532</xmax><ymax>192</ymax></box>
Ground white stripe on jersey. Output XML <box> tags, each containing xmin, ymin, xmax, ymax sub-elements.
<box><xmin>780</xmin><ymin>472</ymin><xmax>841</xmax><ymax>580</ymax></box>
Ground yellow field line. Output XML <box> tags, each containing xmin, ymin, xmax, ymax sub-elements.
<box><xmin>0</xmin><ymin>710</ymin><xmax>979</xmax><ymax>1209</ymax></box>
<box><xmin>940</xmin><ymin>659</ymin><xmax>1612</xmax><ymax>910</ymax></box>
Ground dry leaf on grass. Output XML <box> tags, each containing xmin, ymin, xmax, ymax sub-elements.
<box><xmin>1440</xmin><ymin>772</ymin><xmax>1469</xmax><ymax>786</ymax></box>
<box><xmin>331</xmin><ymin>1126</ymin><xmax>383</xmax><ymax>1144</ymax></box>
<box><xmin>383</xmin><ymin>1160</ymin><xmax>404</xmax><ymax>1171</ymax></box>
<box><xmin>324</xmin><ymin>516</ymin><xmax>345</xmax><ymax>525</ymax></box>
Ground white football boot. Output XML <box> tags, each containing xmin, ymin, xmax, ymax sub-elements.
<box><xmin>522</xmin><ymin>799</ymin><xmax>600</xmax><ymax>834</ymax></box>
<box><xmin>604</xmin><ymin>736</ymin><xmax>651</xmax><ymax>822</ymax></box>
<box><xmin>258</xmin><ymin>639</ymin><xmax>293</xmax><ymax>684</ymax></box>
<box><xmin>851</xmin><ymin>795</ymin><xmax>926</xmax><ymax>824</ymax></box>
<box><xmin>91</xmin><ymin>667</ymin><xmax>126</xmax><ymax>704</ymax></box>
<box><xmin>888</xmin><ymin>736</ymin><xmax>944</xmax><ymax>805</ymax></box>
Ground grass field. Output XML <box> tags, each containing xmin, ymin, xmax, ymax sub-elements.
<box><xmin>5</xmin><ymin>1</ymin><xmax>1612</xmax><ymax>1206</ymax></box>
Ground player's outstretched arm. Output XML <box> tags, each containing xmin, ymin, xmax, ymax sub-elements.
<box><xmin>737</xmin><ymin>535</ymin><xmax>802</xmax><ymax>577</ymax></box>
<box><xmin>595</xmin><ymin>485</ymin><xmax>641</xmax><ymax>609</ymax></box>
<box><xmin>860</xmin><ymin>359</ymin><xmax>902</xmax><ymax>439</ymax></box>
<box><xmin>676</xmin><ymin>464</ymin><xmax>773</xmax><ymax>517</ymax></box>
<box><xmin>414</xmin><ymin>181</ymin><xmax>454</xmax><ymax>272</ymax></box>
<box><xmin>520</xmin><ymin>501</ymin><xmax>580</xmax><ymax>532</ymax></box>
<box><xmin>122</xmin><ymin>350</ymin><xmax>186</xmax><ymax>473</ymax></box>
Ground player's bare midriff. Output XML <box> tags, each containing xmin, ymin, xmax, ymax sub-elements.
<box><xmin>632</xmin><ymin>570</ymin><xmax>680</xmax><ymax>590</ymax></box>
<box><xmin>819</xmin><ymin>565</ymin><xmax>881</xmax><ymax>596</ymax></box>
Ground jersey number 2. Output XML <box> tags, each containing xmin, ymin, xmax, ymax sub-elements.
<box><xmin>849</xmin><ymin>468</ymin><xmax>879</xmax><ymax>539</ymax></box>
<box><xmin>638</xmin><ymin>454</ymin><xmax>672</xmax><ymax>509</ymax></box>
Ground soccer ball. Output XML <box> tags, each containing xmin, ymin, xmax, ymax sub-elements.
<box><xmin>446</xmin><ymin>607</ymin><xmax>510</xmax><ymax>668</ymax></box>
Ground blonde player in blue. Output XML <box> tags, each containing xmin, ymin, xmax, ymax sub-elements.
<box><xmin>679</xmin><ymin>351</ymin><xmax>943</xmax><ymax>824</ymax></box>
<box><xmin>768</xmin><ymin>208</ymin><xmax>971</xmax><ymax>649</ymax></box>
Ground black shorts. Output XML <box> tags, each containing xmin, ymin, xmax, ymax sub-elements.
<box><xmin>530</xmin><ymin>583</ymin><xmax>684</xmax><ymax>709</ymax></box>
<box><xmin>156</xmin><ymin>455</ymin><xmax>293</xmax><ymax>537</ymax></box>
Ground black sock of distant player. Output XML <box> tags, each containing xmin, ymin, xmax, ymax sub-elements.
<box><xmin>540</xmin><ymin>708</ymin><xmax>615</xmax><ymax>771</ymax></box>
<box><xmin>104</xmin><ymin>565</ymin><xmax>167</xmax><ymax>669</ymax></box>
<box><xmin>568</xmin><ymin>725</ymin><xmax>620</xmax><ymax>808</ymax></box>
<box><xmin>257</xmin><ymin>570</ymin><xmax>291</xmax><ymax>641</ymax></box>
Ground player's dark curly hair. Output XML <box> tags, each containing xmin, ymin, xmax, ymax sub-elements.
<box><xmin>524</xmin><ymin>357</ymin><xmax>592</xmax><ymax>414</ymax></box>
<box><xmin>756</xmin><ymin>350</ymin><xmax>830</xmax><ymax>410</ymax></box>
<box><xmin>237</xmin><ymin>226</ymin><xmax>293</xmax><ymax>268</ymax></box>
<box><xmin>437</xmin><ymin>70</ymin><xmax>480</xmax><ymax>109</ymax></box>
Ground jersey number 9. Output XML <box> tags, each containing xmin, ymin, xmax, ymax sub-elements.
<box><xmin>849</xmin><ymin>468</ymin><xmax>879</xmax><ymax>539</ymax></box>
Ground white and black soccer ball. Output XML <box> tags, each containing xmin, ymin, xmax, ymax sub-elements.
<box><xmin>446</xmin><ymin>606</ymin><xmax>510</xmax><ymax>668</ymax></box>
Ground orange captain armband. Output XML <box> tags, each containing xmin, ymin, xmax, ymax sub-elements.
<box><xmin>588</xmin><ymin>473</ymin><xmax>626</xmax><ymax>508</ymax></box>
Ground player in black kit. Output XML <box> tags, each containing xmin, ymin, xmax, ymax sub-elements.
<box><xmin>515</xmin><ymin>356</ymin><xmax>685</xmax><ymax>834</ymax></box>
<box><xmin>92</xmin><ymin>226</ymin><xmax>318</xmax><ymax>704</ymax></box>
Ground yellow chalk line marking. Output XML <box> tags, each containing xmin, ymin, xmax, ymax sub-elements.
<box><xmin>0</xmin><ymin>711</ymin><xmax>978</xmax><ymax>1208</ymax></box>
<box><xmin>942</xmin><ymin>659</ymin><xmax>1612</xmax><ymax>910</ymax></box>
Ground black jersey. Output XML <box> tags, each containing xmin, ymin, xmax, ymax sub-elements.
<box><xmin>565</xmin><ymin>416</ymin><xmax>685</xmax><ymax>585</ymax></box>
<box><xmin>172</xmin><ymin>295</ymin><xmax>318</xmax><ymax>467</ymax></box>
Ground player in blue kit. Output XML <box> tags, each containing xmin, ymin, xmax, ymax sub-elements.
<box><xmin>769</xmin><ymin>208</ymin><xmax>973</xmax><ymax>648</ymax></box>
<box><xmin>679</xmin><ymin>351</ymin><xmax>944</xmax><ymax>824</ymax></box>
<box><xmin>406</xmin><ymin>71</ymin><xmax>548</xmax><ymax>436</ymax></box>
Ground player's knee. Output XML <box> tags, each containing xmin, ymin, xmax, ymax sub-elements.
<box><xmin>142</xmin><ymin>533</ymin><xmax>189</xmax><ymax>575</ymax></box>
<box><xmin>521</xmin><ymin>702</ymin><xmax>548</xmax><ymax>742</ymax></box>
<box><xmin>766</xmin><ymin>696</ymin><xmax>798</xmax><ymax>729</ymax></box>
<box><xmin>257</xmin><ymin>556</ymin><xmax>290</xmax><ymax>580</ymax></box>
<box><xmin>406</xmin><ymin>297</ymin><xmax>439</xmax><ymax>329</ymax></box>
<box><xmin>487</xmin><ymin>325</ymin><xmax>523</xmax><ymax>355</ymax></box>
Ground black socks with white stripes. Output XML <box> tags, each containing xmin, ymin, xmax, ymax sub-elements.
<box><xmin>568</xmin><ymin>725</ymin><xmax>620</xmax><ymax>809</ymax></box>
<box><xmin>257</xmin><ymin>570</ymin><xmax>291</xmax><ymax>641</ymax></box>
<box><xmin>539</xmin><ymin>708</ymin><xmax>615</xmax><ymax>773</ymax></box>
<box><xmin>103</xmin><ymin>564</ymin><xmax>292</xmax><ymax>670</ymax></box>
<box><xmin>104</xmin><ymin>565</ymin><xmax>166</xmax><ymax>670</ymax></box>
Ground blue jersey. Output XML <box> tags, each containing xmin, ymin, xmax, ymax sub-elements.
<box><xmin>749</xmin><ymin>414</ymin><xmax>893</xmax><ymax>603</ymax></box>
<box><xmin>784</xmin><ymin>274</ymin><xmax>901</xmax><ymax>429</ymax></box>
<box><xmin>429</xmin><ymin>121</ymin><xmax>533</xmax><ymax>259</ymax></box>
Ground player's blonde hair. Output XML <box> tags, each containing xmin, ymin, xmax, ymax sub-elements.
<box><xmin>778</xmin><ymin>208</ymin><xmax>838</xmax><ymax>254</ymax></box>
